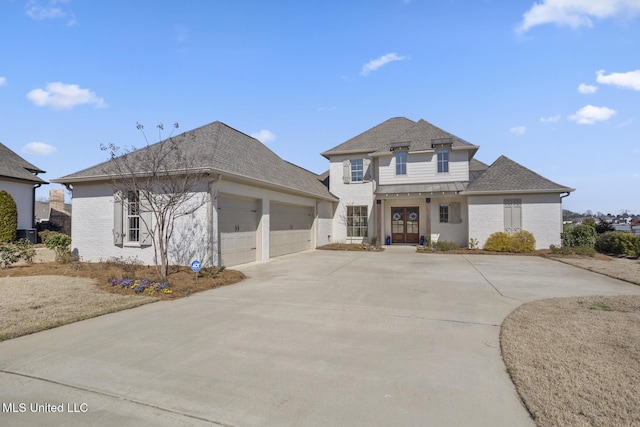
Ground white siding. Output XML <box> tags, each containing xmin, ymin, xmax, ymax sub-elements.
<box><xmin>468</xmin><ymin>193</ymin><xmax>563</xmax><ymax>250</ymax></box>
<box><xmin>379</xmin><ymin>150</ymin><xmax>469</xmax><ymax>185</ymax></box>
<box><xmin>1</xmin><ymin>180</ymin><xmax>35</xmax><ymax>229</ymax></box>
<box><xmin>328</xmin><ymin>155</ymin><xmax>375</xmax><ymax>243</ymax></box>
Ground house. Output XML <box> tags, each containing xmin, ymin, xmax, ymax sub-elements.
<box><xmin>53</xmin><ymin>117</ymin><xmax>574</xmax><ymax>267</ymax></box>
<box><xmin>0</xmin><ymin>142</ymin><xmax>48</xmax><ymax>242</ymax></box>
<box><xmin>35</xmin><ymin>189</ymin><xmax>72</xmax><ymax>235</ymax></box>
<box><xmin>52</xmin><ymin>121</ymin><xmax>337</xmax><ymax>267</ymax></box>
<box><xmin>321</xmin><ymin>117</ymin><xmax>574</xmax><ymax>249</ymax></box>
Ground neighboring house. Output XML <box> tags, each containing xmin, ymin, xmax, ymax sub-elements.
<box><xmin>321</xmin><ymin>117</ymin><xmax>574</xmax><ymax>249</ymax></box>
<box><xmin>0</xmin><ymin>142</ymin><xmax>47</xmax><ymax>240</ymax></box>
<box><xmin>52</xmin><ymin>121</ymin><xmax>338</xmax><ymax>267</ymax></box>
<box><xmin>35</xmin><ymin>189</ymin><xmax>72</xmax><ymax>235</ymax></box>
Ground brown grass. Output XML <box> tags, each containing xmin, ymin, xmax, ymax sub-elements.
<box><xmin>501</xmin><ymin>295</ymin><xmax>640</xmax><ymax>426</ymax></box>
<box><xmin>0</xmin><ymin>261</ymin><xmax>245</xmax><ymax>341</ymax></box>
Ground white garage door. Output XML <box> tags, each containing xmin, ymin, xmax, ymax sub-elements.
<box><xmin>219</xmin><ymin>196</ymin><xmax>258</xmax><ymax>266</ymax></box>
<box><xmin>270</xmin><ymin>203</ymin><xmax>314</xmax><ymax>258</ymax></box>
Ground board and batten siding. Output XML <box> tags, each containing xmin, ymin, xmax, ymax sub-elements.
<box><xmin>467</xmin><ymin>193</ymin><xmax>563</xmax><ymax>250</ymax></box>
<box><xmin>378</xmin><ymin>150</ymin><xmax>469</xmax><ymax>185</ymax></box>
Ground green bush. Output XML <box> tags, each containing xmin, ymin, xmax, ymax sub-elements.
<box><xmin>15</xmin><ymin>238</ymin><xmax>35</xmax><ymax>263</ymax></box>
<box><xmin>44</xmin><ymin>232</ymin><xmax>72</xmax><ymax>262</ymax></box>
<box><xmin>596</xmin><ymin>231</ymin><xmax>640</xmax><ymax>257</ymax></box>
<box><xmin>510</xmin><ymin>230</ymin><xmax>536</xmax><ymax>253</ymax></box>
<box><xmin>0</xmin><ymin>190</ymin><xmax>18</xmax><ymax>243</ymax></box>
<box><xmin>0</xmin><ymin>244</ymin><xmax>19</xmax><ymax>268</ymax></box>
<box><xmin>562</xmin><ymin>224</ymin><xmax>597</xmax><ymax>248</ymax></box>
<box><xmin>595</xmin><ymin>219</ymin><xmax>614</xmax><ymax>234</ymax></box>
<box><xmin>483</xmin><ymin>232</ymin><xmax>512</xmax><ymax>252</ymax></box>
<box><xmin>433</xmin><ymin>240</ymin><xmax>460</xmax><ymax>251</ymax></box>
<box><xmin>484</xmin><ymin>230</ymin><xmax>536</xmax><ymax>253</ymax></box>
<box><xmin>550</xmin><ymin>245</ymin><xmax>595</xmax><ymax>256</ymax></box>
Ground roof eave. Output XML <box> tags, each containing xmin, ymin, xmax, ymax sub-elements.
<box><xmin>461</xmin><ymin>187</ymin><xmax>575</xmax><ymax>195</ymax></box>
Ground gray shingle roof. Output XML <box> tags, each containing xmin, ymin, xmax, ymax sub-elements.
<box><xmin>320</xmin><ymin>117</ymin><xmax>416</xmax><ymax>157</ymax></box>
<box><xmin>462</xmin><ymin>155</ymin><xmax>574</xmax><ymax>194</ymax></box>
<box><xmin>53</xmin><ymin>121</ymin><xmax>336</xmax><ymax>201</ymax></box>
<box><xmin>320</xmin><ymin>117</ymin><xmax>479</xmax><ymax>157</ymax></box>
<box><xmin>372</xmin><ymin>119</ymin><xmax>478</xmax><ymax>154</ymax></box>
<box><xmin>0</xmin><ymin>143</ymin><xmax>47</xmax><ymax>184</ymax></box>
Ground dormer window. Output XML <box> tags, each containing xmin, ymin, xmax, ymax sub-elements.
<box><xmin>395</xmin><ymin>151</ymin><xmax>407</xmax><ymax>175</ymax></box>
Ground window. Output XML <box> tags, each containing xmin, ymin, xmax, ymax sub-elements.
<box><xmin>439</xmin><ymin>204</ymin><xmax>449</xmax><ymax>223</ymax></box>
<box><xmin>351</xmin><ymin>159</ymin><xmax>363</xmax><ymax>182</ymax></box>
<box><xmin>347</xmin><ymin>205</ymin><xmax>368</xmax><ymax>237</ymax></box>
<box><xmin>395</xmin><ymin>151</ymin><xmax>407</xmax><ymax>175</ymax></box>
<box><xmin>126</xmin><ymin>191</ymin><xmax>140</xmax><ymax>242</ymax></box>
<box><xmin>437</xmin><ymin>150</ymin><xmax>449</xmax><ymax>173</ymax></box>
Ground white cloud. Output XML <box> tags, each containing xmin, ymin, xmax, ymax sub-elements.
<box><xmin>27</xmin><ymin>82</ymin><xmax>106</xmax><ymax>110</ymax></box>
<box><xmin>510</xmin><ymin>126</ymin><xmax>527</xmax><ymax>135</ymax></box>
<box><xmin>578</xmin><ymin>83</ymin><xmax>597</xmax><ymax>94</ymax></box>
<box><xmin>361</xmin><ymin>53</ymin><xmax>406</xmax><ymax>76</ymax></box>
<box><xmin>568</xmin><ymin>104</ymin><xmax>616</xmax><ymax>124</ymax></box>
<box><xmin>596</xmin><ymin>69</ymin><xmax>640</xmax><ymax>91</ymax></box>
<box><xmin>26</xmin><ymin>0</ymin><xmax>76</xmax><ymax>25</ymax></box>
<box><xmin>517</xmin><ymin>0</ymin><xmax>640</xmax><ymax>32</ymax></box>
<box><xmin>540</xmin><ymin>114</ymin><xmax>562</xmax><ymax>123</ymax></box>
<box><xmin>23</xmin><ymin>142</ymin><xmax>57</xmax><ymax>155</ymax></box>
<box><xmin>250</xmin><ymin>129</ymin><xmax>276</xmax><ymax>143</ymax></box>
<box><xmin>0</xmin><ymin>76</ymin><xmax>6</xmax><ymax>87</ymax></box>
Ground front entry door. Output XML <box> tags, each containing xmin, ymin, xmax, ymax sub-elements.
<box><xmin>391</xmin><ymin>207</ymin><xmax>419</xmax><ymax>243</ymax></box>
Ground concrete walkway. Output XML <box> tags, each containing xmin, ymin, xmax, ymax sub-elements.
<box><xmin>1</xmin><ymin>250</ymin><xmax>639</xmax><ymax>426</ymax></box>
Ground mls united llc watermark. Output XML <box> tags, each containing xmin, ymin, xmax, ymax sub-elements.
<box><xmin>3</xmin><ymin>402</ymin><xmax>88</xmax><ymax>413</ymax></box>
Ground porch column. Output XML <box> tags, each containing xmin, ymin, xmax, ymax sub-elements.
<box><xmin>375</xmin><ymin>199</ymin><xmax>382</xmax><ymax>243</ymax></box>
<box><xmin>425</xmin><ymin>198</ymin><xmax>432</xmax><ymax>241</ymax></box>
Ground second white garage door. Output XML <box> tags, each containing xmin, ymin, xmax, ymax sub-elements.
<box><xmin>270</xmin><ymin>203</ymin><xmax>314</xmax><ymax>258</ymax></box>
<box><xmin>218</xmin><ymin>196</ymin><xmax>258</xmax><ymax>266</ymax></box>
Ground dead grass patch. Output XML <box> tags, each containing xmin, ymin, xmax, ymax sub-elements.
<box><xmin>0</xmin><ymin>261</ymin><xmax>245</xmax><ymax>341</ymax></box>
<box><xmin>501</xmin><ymin>295</ymin><xmax>640</xmax><ymax>426</ymax></box>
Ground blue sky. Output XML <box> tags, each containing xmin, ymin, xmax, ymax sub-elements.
<box><xmin>1</xmin><ymin>0</ymin><xmax>639</xmax><ymax>214</ymax></box>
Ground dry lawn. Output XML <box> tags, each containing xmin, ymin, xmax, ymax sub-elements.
<box><xmin>502</xmin><ymin>255</ymin><xmax>640</xmax><ymax>426</ymax></box>
<box><xmin>501</xmin><ymin>295</ymin><xmax>640</xmax><ymax>427</ymax></box>
<box><xmin>0</xmin><ymin>261</ymin><xmax>245</xmax><ymax>341</ymax></box>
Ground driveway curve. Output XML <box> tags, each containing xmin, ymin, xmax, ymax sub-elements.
<box><xmin>1</xmin><ymin>248</ymin><xmax>639</xmax><ymax>426</ymax></box>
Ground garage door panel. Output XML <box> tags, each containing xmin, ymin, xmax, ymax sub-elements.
<box><xmin>219</xmin><ymin>197</ymin><xmax>258</xmax><ymax>266</ymax></box>
<box><xmin>269</xmin><ymin>203</ymin><xmax>313</xmax><ymax>258</ymax></box>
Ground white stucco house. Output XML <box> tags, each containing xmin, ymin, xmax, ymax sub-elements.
<box><xmin>53</xmin><ymin>117</ymin><xmax>574</xmax><ymax>267</ymax></box>
<box><xmin>52</xmin><ymin>121</ymin><xmax>337</xmax><ymax>267</ymax></box>
<box><xmin>321</xmin><ymin>117</ymin><xmax>574</xmax><ymax>250</ymax></box>
<box><xmin>0</xmin><ymin>142</ymin><xmax>47</xmax><ymax>241</ymax></box>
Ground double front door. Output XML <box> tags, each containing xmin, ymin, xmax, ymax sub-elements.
<box><xmin>391</xmin><ymin>207</ymin><xmax>419</xmax><ymax>243</ymax></box>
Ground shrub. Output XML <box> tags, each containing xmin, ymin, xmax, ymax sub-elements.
<box><xmin>562</xmin><ymin>224</ymin><xmax>597</xmax><ymax>248</ymax></box>
<box><xmin>44</xmin><ymin>232</ymin><xmax>72</xmax><ymax>262</ymax></box>
<box><xmin>0</xmin><ymin>190</ymin><xmax>18</xmax><ymax>243</ymax></box>
<box><xmin>483</xmin><ymin>232</ymin><xmax>512</xmax><ymax>252</ymax></box>
<box><xmin>15</xmin><ymin>238</ymin><xmax>35</xmax><ymax>263</ymax></box>
<box><xmin>550</xmin><ymin>245</ymin><xmax>595</xmax><ymax>256</ymax></box>
<box><xmin>595</xmin><ymin>219</ymin><xmax>614</xmax><ymax>234</ymax></box>
<box><xmin>0</xmin><ymin>244</ymin><xmax>19</xmax><ymax>268</ymax></box>
<box><xmin>510</xmin><ymin>230</ymin><xmax>536</xmax><ymax>253</ymax></box>
<box><xmin>484</xmin><ymin>230</ymin><xmax>536</xmax><ymax>253</ymax></box>
<box><xmin>433</xmin><ymin>240</ymin><xmax>460</xmax><ymax>251</ymax></box>
<box><xmin>596</xmin><ymin>231</ymin><xmax>640</xmax><ymax>257</ymax></box>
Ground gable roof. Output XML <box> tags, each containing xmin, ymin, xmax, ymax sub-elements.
<box><xmin>0</xmin><ymin>143</ymin><xmax>47</xmax><ymax>184</ymax></box>
<box><xmin>372</xmin><ymin>119</ymin><xmax>478</xmax><ymax>155</ymax></box>
<box><xmin>320</xmin><ymin>117</ymin><xmax>479</xmax><ymax>158</ymax></box>
<box><xmin>462</xmin><ymin>155</ymin><xmax>574</xmax><ymax>195</ymax></box>
<box><xmin>320</xmin><ymin>117</ymin><xmax>416</xmax><ymax>157</ymax></box>
<box><xmin>53</xmin><ymin>121</ymin><xmax>336</xmax><ymax>201</ymax></box>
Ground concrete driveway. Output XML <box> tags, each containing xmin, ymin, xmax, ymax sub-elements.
<box><xmin>1</xmin><ymin>248</ymin><xmax>639</xmax><ymax>426</ymax></box>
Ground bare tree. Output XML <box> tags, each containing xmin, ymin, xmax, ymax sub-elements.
<box><xmin>101</xmin><ymin>123</ymin><xmax>209</xmax><ymax>279</ymax></box>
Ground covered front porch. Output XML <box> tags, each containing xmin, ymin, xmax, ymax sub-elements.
<box><xmin>374</xmin><ymin>182</ymin><xmax>469</xmax><ymax>246</ymax></box>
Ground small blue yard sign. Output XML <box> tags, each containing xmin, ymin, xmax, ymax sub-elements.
<box><xmin>191</xmin><ymin>260</ymin><xmax>202</xmax><ymax>273</ymax></box>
